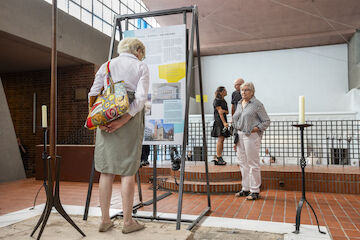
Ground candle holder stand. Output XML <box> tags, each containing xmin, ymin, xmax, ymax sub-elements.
<box><xmin>31</xmin><ymin>128</ymin><xmax>85</xmax><ymax>239</ymax></box>
<box><xmin>292</xmin><ymin>124</ymin><xmax>326</xmax><ymax>234</ymax></box>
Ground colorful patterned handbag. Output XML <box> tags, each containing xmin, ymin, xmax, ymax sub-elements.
<box><xmin>85</xmin><ymin>61</ymin><xmax>129</xmax><ymax>130</ymax></box>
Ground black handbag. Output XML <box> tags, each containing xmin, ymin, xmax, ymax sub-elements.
<box><xmin>221</xmin><ymin>127</ymin><xmax>231</xmax><ymax>138</ymax></box>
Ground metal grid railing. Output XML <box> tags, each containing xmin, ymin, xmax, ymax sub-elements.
<box><xmin>148</xmin><ymin>120</ymin><xmax>360</xmax><ymax>167</ymax></box>
<box><xmin>61</xmin><ymin>120</ymin><xmax>360</xmax><ymax>167</ymax></box>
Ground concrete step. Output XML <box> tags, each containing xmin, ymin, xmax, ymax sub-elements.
<box><xmin>158</xmin><ymin>176</ymin><xmax>242</xmax><ymax>193</ymax></box>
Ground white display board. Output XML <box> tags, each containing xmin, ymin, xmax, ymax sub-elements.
<box><xmin>124</xmin><ymin>24</ymin><xmax>187</xmax><ymax>145</ymax></box>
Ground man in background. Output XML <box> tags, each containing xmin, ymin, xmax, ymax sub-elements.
<box><xmin>231</xmin><ymin>78</ymin><xmax>244</xmax><ymax>115</ymax></box>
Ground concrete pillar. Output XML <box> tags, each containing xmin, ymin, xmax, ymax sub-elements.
<box><xmin>348</xmin><ymin>30</ymin><xmax>360</xmax><ymax>90</ymax></box>
<box><xmin>0</xmin><ymin>78</ymin><xmax>26</xmax><ymax>182</ymax></box>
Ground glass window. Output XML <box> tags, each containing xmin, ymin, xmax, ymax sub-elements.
<box><xmin>149</xmin><ymin>18</ymin><xmax>155</xmax><ymax>27</ymax></box>
<box><xmin>103</xmin><ymin>6</ymin><xmax>112</xmax><ymax>23</ymax></box>
<box><xmin>103</xmin><ymin>23</ymin><xmax>112</xmax><ymax>36</ymax></box>
<box><xmin>43</xmin><ymin>0</ymin><xmax>158</xmax><ymax>34</ymax></box>
<box><xmin>103</xmin><ymin>0</ymin><xmax>111</xmax><ymax>7</ymax></box>
<box><xmin>110</xmin><ymin>11</ymin><xmax>115</xmax><ymax>24</ymax></box>
<box><xmin>69</xmin><ymin>1</ymin><xmax>80</xmax><ymax>19</ymax></box>
<box><xmin>120</xmin><ymin>3</ymin><xmax>128</xmax><ymax>15</ymax></box>
<box><xmin>129</xmin><ymin>19</ymin><xmax>135</xmax><ymax>27</ymax></box>
<box><xmin>134</xmin><ymin>2</ymin><xmax>140</xmax><ymax>13</ymax></box>
<box><xmin>58</xmin><ymin>0</ymin><xmax>68</xmax><ymax>12</ymax></box>
<box><xmin>81</xmin><ymin>9</ymin><xmax>92</xmax><ymax>26</ymax></box>
<box><xmin>82</xmin><ymin>0</ymin><xmax>92</xmax><ymax>11</ymax></box>
<box><xmin>93</xmin><ymin>16</ymin><xmax>103</xmax><ymax>31</ymax></box>
<box><xmin>139</xmin><ymin>0</ymin><xmax>147</xmax><ymax>9</ymax></box>
<box><xmin>112</xmin><ymin>0</ymin><xmax>120</xmax><ymax>13</ymax></box>
<box><xmin>93</xmin><ymin>0</ymin><xmax>102</xmax><ymax>18</ymax></box>
<box><xmin>127</xmin><ymin>0</ymin><xmax>135</xmax><ymax>11</ymax></box>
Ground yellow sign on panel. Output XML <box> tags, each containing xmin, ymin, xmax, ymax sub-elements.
<box><xmin>158</xmin><ymin>62</ymin><xmax>186</xmax><ymax>83</ymax></box>
<box><xmin>196</xmin><ymin>95</ymin><xmax>208</xmax><ymax>102</ymax></box>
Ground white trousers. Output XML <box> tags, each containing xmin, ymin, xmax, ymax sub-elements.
<box><xmin>236</xmin><ymin>131</ymin><xmax>261</xmax><ymax>193</ymax></box>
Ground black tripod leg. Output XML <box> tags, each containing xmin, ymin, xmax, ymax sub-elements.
<box><xmin>136</xmin><ymin>170</ymin><xmax>143</xmax><ymax>204</ymax></box>
<box><xmin>30</xmin><ymin>185</ymin><xmax>49</xmax><ymax>236</ymax></box>
<box><xmin>83</xmin><ymin>158</ymin><xmax>95</xmax><ymax>220</ymax></box>
<box><xmin>36</xmin><ymin>198</ymin><xmax>53</xmax><ymax>240</ymax></box>
<box><xmin>305</xmin><ymin>199</ymin><xmax>326</xmax><ymax>234</ymax></box>
<box><xmin>53</xmin><ymin>199</ymin><xmax>86</xmax><ymax>236</ymax></box>
<box><xmin>53</xmin><ymin>156</ymin><xmax>86</xmax><ymax>237</ymax></box>
<box><xmin>293</xmin><ymin>198</ymin><xmax>305</xmax><ymax>234</ymax></box>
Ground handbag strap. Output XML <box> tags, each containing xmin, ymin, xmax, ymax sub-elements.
<box><xmin>106</xmin><ymin>61</ymin><xmax>115</xmax><ymax>92</ymax></box>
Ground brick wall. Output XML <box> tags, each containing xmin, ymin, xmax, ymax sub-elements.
<box><xmin>1</xmin><ymin>64</ymin><xmax>96</xmax><ymax>177</ymax></box>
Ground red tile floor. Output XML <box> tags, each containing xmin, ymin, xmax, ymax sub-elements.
<box><xmin>1</xmin><ymin>178</ymin><xmax>359</xmax><ymax>240</ymax></box>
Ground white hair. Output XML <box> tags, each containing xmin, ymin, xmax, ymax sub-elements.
<box><xmin>117</xmin><ymin>38</ymin><xmax>146</xmax><ymax>57</ymax></box>
<box><xmin>241</xmin><ymin>82</ymin><xmax>255</xmax><ymax>94</ymax></box>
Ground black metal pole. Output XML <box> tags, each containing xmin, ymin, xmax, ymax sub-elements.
<box><xmin>83</xmin><ymin>158</ymin><xmax>95</xmax><ymax>220</ymax></box>
<box><xmin>300</xmin><ymin>127</ymin><xmax>306</xmax><ymax>199</ymax></box>
<box><xmin>194</xmin><ymin>6</ymin><xmax>211</xmax><ymax>209</ymax></box>
<box><xmin>292</xmin><ymin>124</ymin><xmax>325</xmax><ymax>235</ymax></box>
<box><xmin>176</xmin><ymin>7</ymin><xmax>195</xmax><ymax>230</ymax></box>
<box><xmin>136</xmin><ymin>171</ymin><xmax>143</xmax><ymax>204</ymax></box>
<box><xmin>30</xmin><ymin>129</ymin><xmax>49</xmax><ymax>236</ymax></box>
<box><xmin>153</xmin><ymin>145</ymin><xmax>157</xmax><ymax>218</ymax></box>
<box><xmin>43</xmin><ymin>129</ymin><xmax>48</xmax><ymax>183</ymax></box>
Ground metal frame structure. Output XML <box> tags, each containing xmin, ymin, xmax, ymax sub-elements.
<box><xmin>108</xmin><ymin>5</ymin><xmax>211</xmax><ymax>230</ymax></box>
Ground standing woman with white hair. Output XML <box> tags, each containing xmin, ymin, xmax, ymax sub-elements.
<box><xmin>233</xmin><ymin>82</ymin><xmax>270</xmax><ymax>200</ymax></box>
<box><xmin>88</xmin><ymin>38</ymin><xmax>149</xmax><ymax>233</ymax></box>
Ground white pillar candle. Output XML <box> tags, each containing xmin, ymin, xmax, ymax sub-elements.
<box><xmin>299</xmin><ymin>96</ymin><xmax>305</xmax><ymax>124</ymax></box>
<box><xmin>41</xmin><ymin>105</ymin><xmax>47</xmax><ymax>128</ymax></box>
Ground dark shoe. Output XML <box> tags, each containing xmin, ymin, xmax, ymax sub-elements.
<box><xmin>235</xmin><ymin>190</ymin><xmax>250</xmax><ymax>197</ymax></box>
<box><xmin>216</xmin><ymin>156</ymin><xmax>227</xmax><ymax>165</ymax></box>
<box><xmin>141</xmin><ymin>160</ymin><xmax>150</xmax><ymax>167</ymax></box>
<box><xmin>212</xmin><ymin>160</ymin><xmax>219</xmax><ymax>165</ymax></box>
<box><xmin>122</xmin><ymin>220</ymin><xmax>145</xmax><ymax>234</ymax></box>
<box><xmin>246</xmin><ymin>192</ymin><xmax>260</xmax><ymax>200</ymax></box>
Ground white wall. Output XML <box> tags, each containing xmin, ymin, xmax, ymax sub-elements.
<box><xmin>192</xmin><ymin>44</ymin><xmax>349</xmax><ymax>115</ymax></box>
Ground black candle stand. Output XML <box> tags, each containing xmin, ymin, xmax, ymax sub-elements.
<box><xmin>31</xmin><ymin>128</ymin><xmax>85</xmax><ymax>240</ymax></box>
<box><xmin>292</xmin><ymin>124</ymin><xmax>326</xmax><ymax>234</ymax></box>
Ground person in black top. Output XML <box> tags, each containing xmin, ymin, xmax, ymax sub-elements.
<box><xmin>231</xmin><ymin>78</ymin><xmax>244</xmax><ymax>115</ymax></box>
<box><xmin>211</xmin><ymin>86</ymin><xmax>229</xmax><ymax>165</ymax></box>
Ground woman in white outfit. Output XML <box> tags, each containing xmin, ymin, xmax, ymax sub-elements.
<box><xmin>233</xmin><ymin>82</ymin><xmax>270</xmax><ymax>200</ymax></box>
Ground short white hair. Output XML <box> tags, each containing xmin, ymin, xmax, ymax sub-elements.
<box><xmin>241</xmin><ymin>82</ymin><xmax>255</xmax><ymax>94</ymax></box>
<box><xmin>117</xmin><ymin>38</ymin><xmax>146</xmax><ymax>57</ymax></box>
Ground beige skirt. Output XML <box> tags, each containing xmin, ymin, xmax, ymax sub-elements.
<box><xmin>94</xmin><ymin>110</ymin><xmax>144</xmax><ymax>176</ymax></box>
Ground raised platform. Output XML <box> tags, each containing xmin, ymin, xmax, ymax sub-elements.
<box><xmin>34</xmin><ymin>145</ymin><xmax>360</xmax><ymax>194</ymax></box>
<box><xmin>139</xmin><ymin>162</ymin><xmax>360</xmax><ymax>194</ymax></box>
